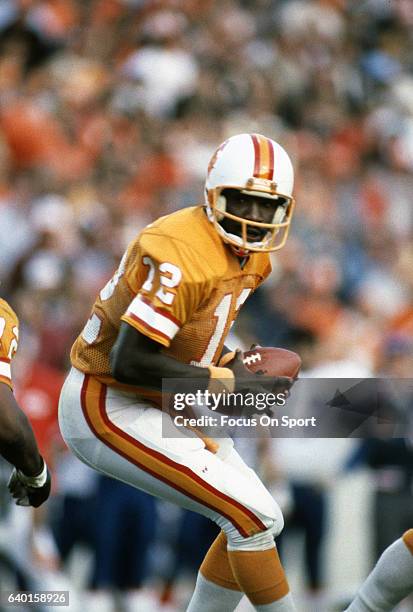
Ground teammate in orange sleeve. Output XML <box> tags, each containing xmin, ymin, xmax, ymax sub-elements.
<box><xmin>59</xmin><ymin>133</ymin><xmax>297</xmax><ymax>611</ymax></box>
<box><xmin>0</xmin><ymin>299</ymin><xmax>51</xmax><ymax>507</ymax></box>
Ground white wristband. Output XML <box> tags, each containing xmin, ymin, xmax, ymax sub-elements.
<box><xmin>18</xmin><ymin>461</ymin><xmax>48</xmax><ymax>488</ymax></box>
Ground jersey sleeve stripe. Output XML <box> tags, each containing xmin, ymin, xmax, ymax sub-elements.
<box><xmin>123</xmin><ymin>312</ymin><xmax>171</xmax><ymax>346</ymax></box>
<box><xmin>80</xmin><ymin>375</ymin><xmax>268</xmax><ymax>538</ymax></box>
<box><xmin>139</xmin><ymin>295</ymin><xmax>181</xmax><ymax>327</ymax></box>
<box><xmin>125</xmin><ymin>295</ymin><xmax>180</xmax><ymax>340</ymax></box>
<box><xmin>0</xmin><ymin>359</ymin><xmax>11</xmax><ymax>381</ymax></box>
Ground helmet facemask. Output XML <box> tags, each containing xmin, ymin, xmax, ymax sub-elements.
<box><xmin>206</xmin><ymin>178</ymin><xmax>295</xmax><ymax>253</ymax></box>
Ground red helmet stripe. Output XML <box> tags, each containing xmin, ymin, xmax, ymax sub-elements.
<box><xmin>251</xmin><ymin>134</ymin><xmax>274</xmax><ymax>180</ymax></box>
<box><xmin>268</xmin><ymin>137</ymin><xmax>274</xmax><ymax>179</ymax></box>
<box><xmin>251</xmin><ymin>134</ymin><xmax>261</xmax><ymax>176</ymax></box>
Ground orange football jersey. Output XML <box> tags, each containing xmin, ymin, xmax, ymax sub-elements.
<box><xmin>71</xmin><ymin>206</ymin><xmax>271</xmax><ymax>401</ymax></box>
<box><xmin>0</xmin><ymin>299</ymin><xmax>19</xmax><ymax>388</ymax></box>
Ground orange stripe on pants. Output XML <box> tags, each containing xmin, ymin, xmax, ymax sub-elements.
<box><xmin>403</xmin><ymin>529</ymin><xmax>413</xmax><ymax>556</ymax></box>
<box><xmin>81</xmin><ymin>375</ymin><xmax>267</xmax><ymax>538</ymax></box>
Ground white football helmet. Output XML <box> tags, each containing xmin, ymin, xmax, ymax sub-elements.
<box><xmin>205</xmin><ymin>133</ymin><xmax>295</xmax><ymax>253</ymax></box>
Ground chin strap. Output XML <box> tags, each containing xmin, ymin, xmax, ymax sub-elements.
<box><xmin>230</xmin><ymin>245</ymin><xmax>250</xmax><ymax>258</ymax></box>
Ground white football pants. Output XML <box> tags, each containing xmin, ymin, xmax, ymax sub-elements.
<box><xmin>58</xmin><ymin>368</ymin><xmax>283</xmax><ymax>548</ymax></box>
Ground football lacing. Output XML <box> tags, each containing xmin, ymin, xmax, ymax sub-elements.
<box><xmin>243</xmin><ymin>352</ymin><xmax>262</xmax><ymax>366</ymax></box>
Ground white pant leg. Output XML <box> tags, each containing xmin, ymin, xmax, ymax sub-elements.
<box><xmin>58</xmin><ymin>368</ymin><xmax>283</xmax><ymax>544</ymax></box>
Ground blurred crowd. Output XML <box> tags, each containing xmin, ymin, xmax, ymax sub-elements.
<box><xmin>0</xmin><ymin>0</ymin><xmax>413</xmax><ymax>610</ymax></box>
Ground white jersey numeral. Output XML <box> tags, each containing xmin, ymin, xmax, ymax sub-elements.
<box><xmin>142</xmin><ymin>256</ymin><xmax>155</xmax><ymax>291</ymax></box>
<box><xmin>100</xmin><ymin>250</ymin><xmax>128</xmax><ymax>301</ymax></box>
<box><xmin>191</xmin><ymin>288</ymin><xmax>251</xmax><ymax>367</ymax></box>
<box><xmin>0</xmin><ymin>318</ymin><xmax>19</xmax><ymax>358</ymax></box>
<box><xmin>156</xmin><ymin>262</ymin><xmax>182</xmax><ymax>305</ymax></box>
<box><xmin>81</xmin><ymin>313</ymin><xmax>102</xmax><ymax>345</ymax></box>
<box><xmin>192</xmin><ymin>294</ymin><xmax>232</xmax><ymax>366</ymax></box>
<box><xmin>8</xmin><ymin>326</ymin><xmax>18</xmax><ymax>359</ymax></box>
<box><xmin>142</xmin><ymin>257</ymin><xmax>182</xmax><ymax>306</ymax></box>
<box><xmin>235</xmin><ymin>288</ymin><xmax>251</xmax><ymax>312</ymax></box>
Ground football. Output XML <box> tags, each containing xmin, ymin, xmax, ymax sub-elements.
<box><xmin>242</xmin><ymin>346</ymin><xmax>302</xmax><ymax>379</ymax></box>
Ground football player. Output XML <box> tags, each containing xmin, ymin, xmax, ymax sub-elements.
<box><xmin>345</xmin><ymin>529</ymin><xmax>413</xmax><ymax>611</ymax></box>
<box><xmin>0</xmin><ymin>298</ymin><xmax>51</xmax><ymax>507</ymax></box>
<box><xmin>59</xmin><ymin>133</ymin><xmax>297</xmax><ymax>611</ymax></box>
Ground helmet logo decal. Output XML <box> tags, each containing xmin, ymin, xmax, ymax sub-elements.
<box><xmin>251</xmin><ymin>134</ymin><xmax>274</xmax><ymax>180</ymax></box>
<box><xmin>208</xmin><ymin>139</ymin><xmax>228</xmax><ymax>175</ymax></box>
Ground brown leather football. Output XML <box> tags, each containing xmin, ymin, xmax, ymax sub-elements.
<box><xmin>242</xmin><ymin>346</ymin><xmax>302</xmax><ymax>379</ymax></box>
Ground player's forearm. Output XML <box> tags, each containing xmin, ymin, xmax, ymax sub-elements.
<box><xmin>0</xmin><ymin>414</ymin><xmax>43</xmax><ymax>476</ymax></box>
<box><xmin>0</xmin><ymin>386</ymin><xmax>43</xmax><ymax>475</ymax></box>
<box><xmin>110</xmin><ymin>324</ymin><xmax>236</xmax><ymax>392</ymax></box>
<box><xmin>110</xmin><ymin>344</ymin><xmax>210</xmax><ymax>391</ymax></box>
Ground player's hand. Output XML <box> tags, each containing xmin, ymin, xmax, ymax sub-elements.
<box><xmin>8</xmin><ymin>459</ymin><xmax>51</xmax><ymax>508</ymax></box>
<box><xmin>225</xmin><ymin>350</ymin><xmax>293</xmax><ymax>414</ymax></box>
<box><xmin>227</xmin><ymin>350</ymin><xmax>293</xmax><ymax>390</ymax></box>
